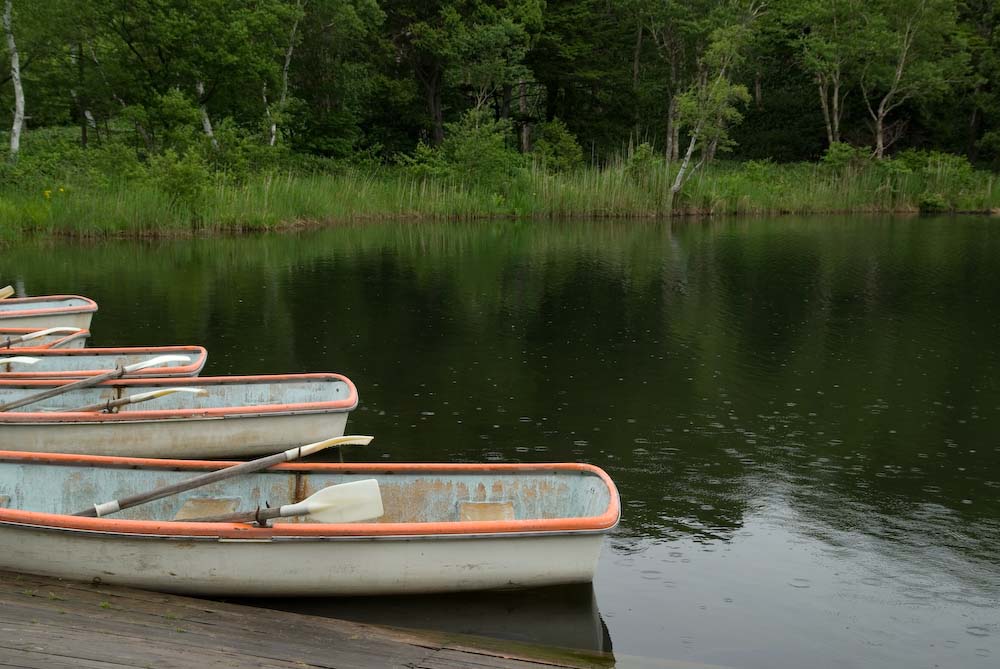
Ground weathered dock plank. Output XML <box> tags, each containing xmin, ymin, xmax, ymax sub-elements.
<box><xmin>0</xmin><ymin>571</ymin><xmax>615</xmax><ymax>669</ymax></box>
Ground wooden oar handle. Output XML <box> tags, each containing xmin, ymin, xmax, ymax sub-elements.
<box><xmin>0</xmin><ymin>364</ymin><xmax>126</xmax><ymax>413</ymax></box>
<box><xmin>73</xmin><ymin>451</ymin><xmax>288</xmax><ymax>517</ymax></box>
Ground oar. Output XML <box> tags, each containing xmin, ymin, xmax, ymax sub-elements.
<box><xmin>0</xmin><ymin>285</ymin><xmax>13</xmax><ymax>300</ymax></box>
<box><xmin>185</xmin><ymin>479</ymin><xmax>384</xmax><ymax>525</ymax></box>
<box><xmin>0</xmin><ymin>354</ymin><xmax>191</xmax><ymax>412</ymax></box>
<box><xmin>73</xmin><ymin>434</ymin><xmax>375</xmax><ymax>518</ymax></box>
<box><xmin>0</xmin><ymin>356</ymin><xmax>40</xmax><ymax>367</ymax></box>
<box><xmin>69</xmin><ymin>387</ymin><xmax>208</xmax><ymax>413</ymax></box>
<box><xmin>1</xmin><ymin>327</ymin><xmax>82</xmax><ymax>348</ymax></box>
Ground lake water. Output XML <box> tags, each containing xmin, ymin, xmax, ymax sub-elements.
<box><xmin>3</xmin><ymin>216</ymin><xmax>998</xmax><ymax>668</ymax></box>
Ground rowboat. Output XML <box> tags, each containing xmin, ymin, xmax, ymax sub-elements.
<box><xmin>0</xmin><ymin>346</ymin><xmax>208</xmax><ymax>379</ymax></box>
<box><xmin>0</xmin><ymin>295</ymin><xmax>98</xmax><ymax>330</ymax></box>
<box><xmin>0</xmin><ymin>453</ymin><xmax>620</xmax><ymax>596</ymax></box>
<box><xmin>0</xmin><ymin>327</ymin><xmax>90</xmax><ymax>350</ymax></box>
<box><xmin>0</xmin><ymin>374</ymin><xmax>358</xmax><ymax>458</ymax></box>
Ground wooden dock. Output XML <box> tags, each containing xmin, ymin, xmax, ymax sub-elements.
<box><xmin>0</xmin><ymin>570</ymin><xmax>619</xmax><ymax>668</ymax></box>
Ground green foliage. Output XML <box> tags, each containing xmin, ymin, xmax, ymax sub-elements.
<box><xmin>1</xmin><ymin>157</ymin><xmax>998</xmax><ymax>244</ymax></box>
<box><xmin>147</xmin><ymin>150</ymin><xmax>212</xmax><ymax>211</ymax></box>
<box><xmin>822</xmin><ymin>142</ymin><xmax>870</xmax><ymax>170</ymax></box>
<box><xmin>396</xmin><ymin>141</ymin><xmax>452</xmax><ymax>180</ymax></box>
<box><xmin>918</xmin><ymin>191</ymin><xmax>949</xmax><ymax>213</ymax></box>
<box><xmin>0</xmin><ymin>0</ymin><xmax>999</xmax><ymax>231</ymax></box>
<box><xmin>531</xmin><ymin>118</ymin><xmax>584</xmax><ymax>172</ymax></box>
<box><xmin>400</xmin><ymin>110</ymin><xmax>523</xmax><ymax>185</ymax></box>
<box><xmin>440</xmin><ymin>111</ymin><xmax>523</xmax><ymax>184</ymax></box>
<box><xmin>624</xmin><ymin>143</ymin><xmax>664</xmax><ymax>179</ymax></box>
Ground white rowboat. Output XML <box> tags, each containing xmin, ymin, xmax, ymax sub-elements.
<box><xmin>0</xmin><ymin>453</ymin><xmax>620</xmax><ymax>596</ymax></box>
<box><xmin>0</xmin><ymin>374</ymin><xmax>358</xmax><ymax>458</ymax></box>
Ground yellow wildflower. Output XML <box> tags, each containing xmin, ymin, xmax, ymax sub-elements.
<box><xmin>58</xmin><ymin>187</ymin><xmax>65</xmax><ymax>193</ymax></box>
<box><xmin>43</xmin><ymin>190</ymin><xmax>51</xmax><ymax>199</ymax></box>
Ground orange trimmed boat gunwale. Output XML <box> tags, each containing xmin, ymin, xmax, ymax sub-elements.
<box><xmin>0</xmin><ymin>452</ymin><xmax>621</xmax><ymax>540</ymax></box>
<box><xmin>0</xmin><ymin>373</ymin><xmax>358</xmax><ymax>422</ymax></box>
<box><xmin>0</xmin><ymin>345</ymin><xmax>208</xmax><ymax>379</ymax></box>
<box><xmin>0</xmin><ymin>295</ymin><xmax>98</xmax><ymax>319</ymax></box>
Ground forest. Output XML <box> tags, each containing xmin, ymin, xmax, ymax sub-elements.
<box><xmin>1</xmin><ymin>0</ymin><xmax>999</xmax><ymax>236</ymax></box>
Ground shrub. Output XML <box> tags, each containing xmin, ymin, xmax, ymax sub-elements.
<box><xmin>821</xmin><ymin>142</ymin><xmax>869</xmax><ymax>170</ymax></box>
<box><xmin>439</xmin><ymin>110</ymin><xmax>523</xmax><ymax>185</ymax></box>
<box><xmin>396</xmin><ymin>141</ymin><xmax>451</xmax><ymax>180</ymax></box>
<box><xmin>532</xmin><ymin>118</ymin><xmax>584</xmax><ymax>172</ymax></box>
<box><xmin>624</xmin><ymin>142</ymin><xmax>664</xmax><ymax>180</ymax></box>
<box><xmin>146</xmin><ymin>149</ymin><xmax>211</xmax><ymax>211</ymax></box>
<box><xmin>918</xmin><ymin>191</ymin><xmax>948</xmax><ymax>213</ymax></box>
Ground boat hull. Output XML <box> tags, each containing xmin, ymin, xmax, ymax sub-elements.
<box><xmin>0</xmin><ymin>523</ymin><xmax>604</xmax><ymax>596</ymax></box>
<box><xmin>0</xmin><ymin>296</ymin><xmax>98</xmax><ymax>331</ymax></box>
<box><xmin>0</xmin><ymin>411</ymin><xmax>350</xmax><ymax>458</ymax></box>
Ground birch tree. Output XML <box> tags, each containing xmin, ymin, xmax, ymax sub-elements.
<box><xmin>860</xmin><ymin>0</ymin><xmax>966</xmax><ymax>158</ymax></box>
<box><xmin>643</xmin><ymin>0</ymin><xmax>705</xmax><ymax>162</ymax></box>
<box><xmin>2</xmin><ymin>0</ymin><xmax>24</xmax><ymax>160</ymax></box>
<box><xmin>670</xmin><ymin>1</ymin><xmax>763</xmax><ymax>200</ymax></box>
<box><xmin>266</xmin><ymin>0</ymin><xmax>304</xmax><ymax>146</ymax></box>
<box><xmin>786</xmin><ymin>0</ymin><xmax>866</xmax><ymax>147</ymax></box>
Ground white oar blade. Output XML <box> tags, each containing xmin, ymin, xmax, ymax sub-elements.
<box><xmin>21</xmin><ymin>327</ymin><xmax>82</xmax><ymax>341</ymax></box>
<box><xmin>124</xmin><ymin>354</ymin><xmax>191</xmax><ymax>373</ymax></box>
<box><xmin>128</xmin><ymin>387</ymin><xmax>209</xmax><ymax>403</ymax></box>
<box><xmin>284</xmin><ymin>479</ymin><xmax>384</xmax><ymax>524</ymax></box>
<box><xmin>286</xmin><ymin>434</ymin><xmax>375</xmax><ymax>459</ymax></box>
<box><xmin>0</xmin><ymin>356</ymin><xmax>40</xmax><ymax>366</ymax></box>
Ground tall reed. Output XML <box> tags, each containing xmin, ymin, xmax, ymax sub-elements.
<box><xmin>1</xmin><ymin>161</ymin><xmax>996</xmax><ymax>240</ymax></box>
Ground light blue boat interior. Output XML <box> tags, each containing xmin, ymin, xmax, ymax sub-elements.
<box><xmin>0</xmin><ymin>332</ymin><xmax>90</xmax><ymax>349</ymax></box>
<box><xmin>0</xmin><ymin>462</ymin><xmax>614</xmax><ymax>525</ymax></box>
<box><xmin>0</xmin><ymin>298</ymin><xmax>93</xmax><ymax>314</ymax></box>
<box><xmin>0</xmin><ymin>350</ymin><xmax>205</xmax><ymax>376</ymax></box>
<box><xmin>0</xmin><ymin>378</ymin><xmax>353</xmax><ymax>413</ymax></box>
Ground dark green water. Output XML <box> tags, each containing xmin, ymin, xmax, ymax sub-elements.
<box><xmin>3</xmin><ymin>216</ymin><xmax>999</xmax><ymax>668</ymax></box>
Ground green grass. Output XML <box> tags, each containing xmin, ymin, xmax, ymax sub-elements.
<box><xmin>1</xmin><ymin>159</ymin><xmax>997</xmax><ymax>240</ymax></box>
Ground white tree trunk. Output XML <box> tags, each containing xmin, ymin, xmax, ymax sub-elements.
<box><xmin>270</xmin><ymin>6</ymin><xmax>301</xmax><ymax>146</ymax></box>
<box><xmin>264</xmin><ymin>83</ymin><xmax>277</xmax><ymax>147</ymax></box>
<box><xmin>874</xmin><ymin>112</ymin><xmax>886</xmax><ymax>159</ymax></box>
<box><xmin>195</xmin><ymin>81</ymin><xmax>219</xmax><ymax>149</ymax></box>
<box><xmin>670</xmin><ymin>124</ymin><xmax>701</xmax><ymax>196</ymax></box>
<box><xmin>3</xmin><ymin>0</ymin><xmax>24</xmax><ymax>160</ymax></box>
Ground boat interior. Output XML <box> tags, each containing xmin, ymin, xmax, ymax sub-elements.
<box><xmin>0</xmin><ymin>461</ymin><xmax>614</xmax><ymax>525</ymax></box>
<box><xmin>0</xmin><ymin>330</ymin><xmax>90</xmax><ymax>349</ymax></box>
<box><xmin>0</xmin><ymin>377</ymin><xmax>354</xmax><ymax>413</ymax></box>
<box><xmin>0</xmin><ymin>348</ymin><xmax>206</xmax><ymax>376</ymax></box>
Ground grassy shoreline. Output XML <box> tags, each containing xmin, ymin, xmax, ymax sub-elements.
<box><xmin>2</xmin><ymin>160</ymin><xmax>998</xmax><ymax>241</ymax></box>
